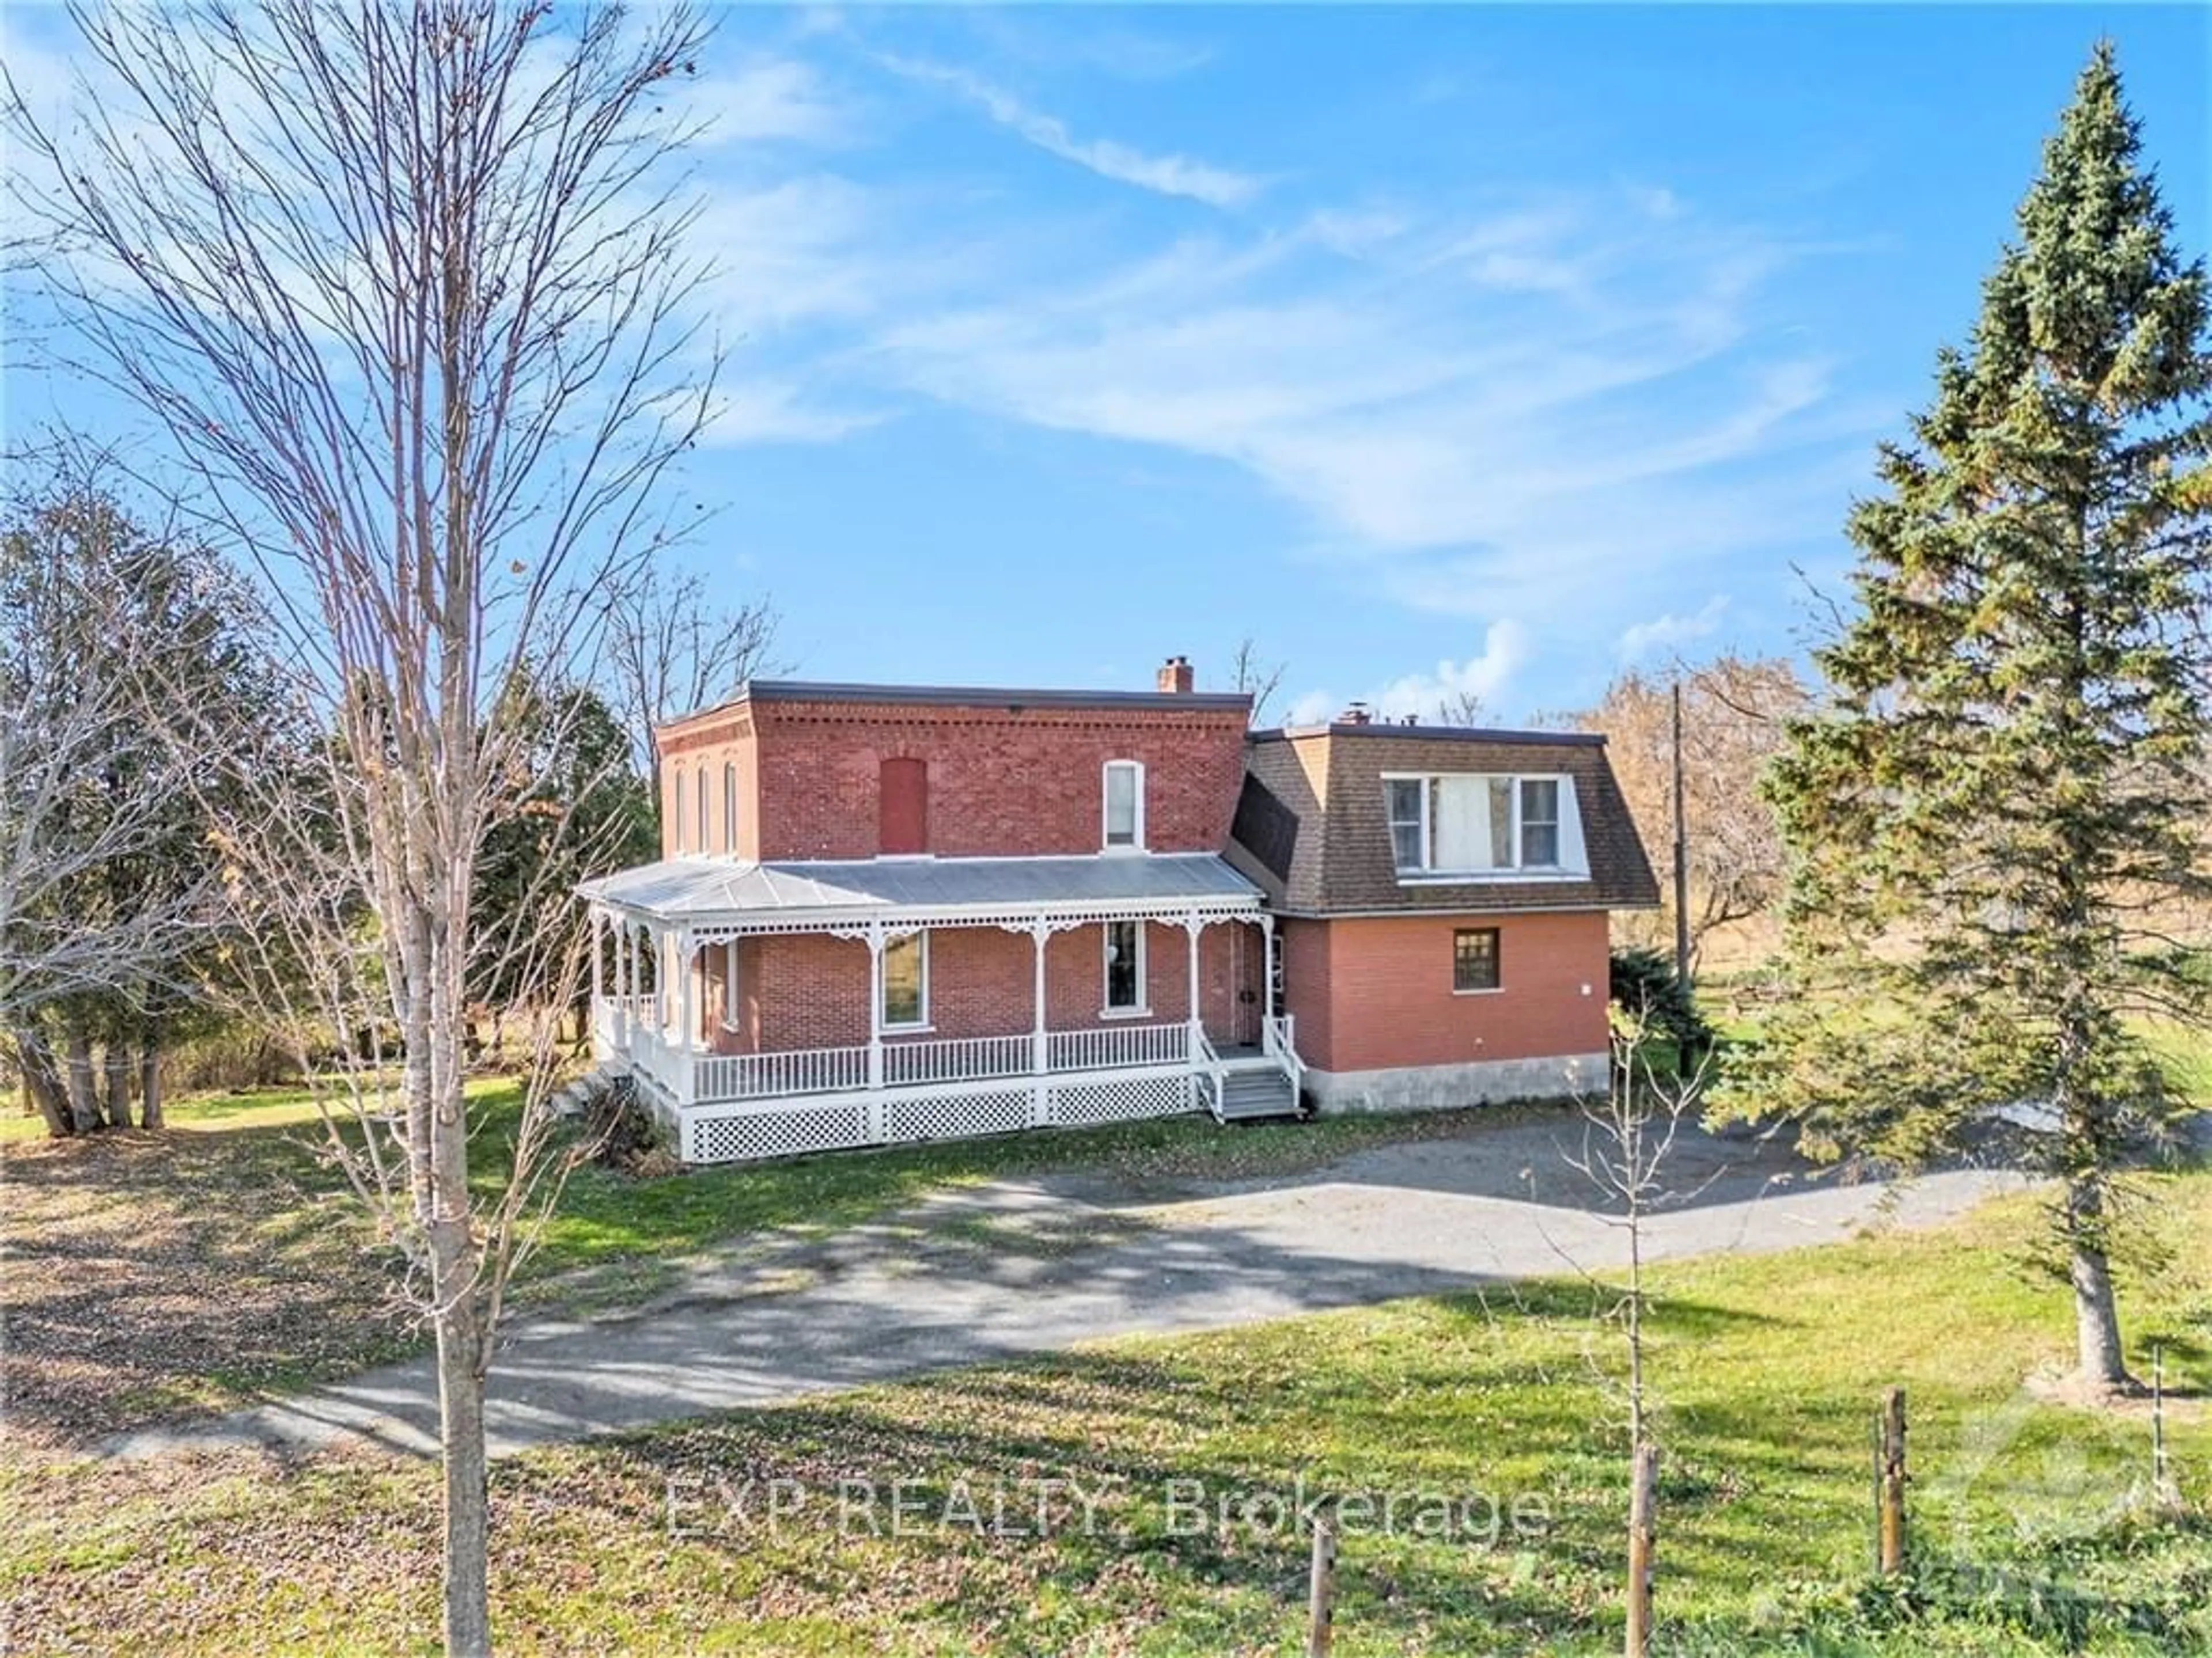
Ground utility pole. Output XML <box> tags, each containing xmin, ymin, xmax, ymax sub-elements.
<box><xmin>1671</xmin><ymin>680</ymin><xmax>1690</xmax><ymax>985</ymax></box>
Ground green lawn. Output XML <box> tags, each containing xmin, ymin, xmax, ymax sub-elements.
<box><xmin>6</xmin><ymin>1173</ymin><xmax>2209</xmax><ymax>1656</ymax></box>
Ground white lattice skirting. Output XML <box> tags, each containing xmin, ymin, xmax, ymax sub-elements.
<box><xmin>658</xmin><ymin>1067</ymin><xmax>1200</xmax><ymax>1165</ymax></box>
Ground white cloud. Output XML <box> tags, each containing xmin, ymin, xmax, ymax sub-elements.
<box><xmin>1288</xmin><ymin>621</ymin><xmax>1534</xmax><ymax>726</ymax></box>
<box><xmin>690</xmin><ymin>176</ymin><xmax>884</xmax><ymax>329</ymax></box>
<box><xmin>692</xmin><ymin>58</ymin><xmax>850</xmax><ymax>147</ymax></box>
<box><xmin>876</xmin><ymin>55</ymin><xmax>1260</xmax><ymax>208</ymax></box>
<box><xmin>705</xmin><ymin>380</ymin><xmax>884</xmax><ymax>445</ymax></box>
<box><xmin>859</xmin><ymin>183</ymin><xmax>1870</xmax><ymax>643</ymax></box>
<box><xmin>1618</xmin><ymin>595</ymin><xmax>1730</xmax><ymax>662</ymax></box>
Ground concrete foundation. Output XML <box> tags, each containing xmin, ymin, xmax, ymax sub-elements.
<box><xmin>1302</xmin><ymin>1052</ymin><xmax>1607</xmax><ymax>1115</ymax></box>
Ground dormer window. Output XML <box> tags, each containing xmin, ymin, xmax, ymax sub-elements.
<box><xmin>1385</xmin><ymin>773</ymin><xmax>1581</xmax><ymax>877</ymax></box>
<box><xmin>1103</xmin><ymin>760</ymin><xmax>1143</xmax><ymax>851</ymax></box>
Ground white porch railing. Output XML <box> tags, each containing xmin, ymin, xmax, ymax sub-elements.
<box><xmin>884</xmin><ymin>1032</ymin><xmax>1033</xmax><ymax>1087</ymax></box>
<box><xmin>628</xmin><ymin>1021</ymin><xmax>690</xmax><ymax>1103</ymax></box>
<box><xmin>1264</xmin><ymin>1012</ymin><xmax>1304</xmax><ymax>1094</ymax></box>
<box><xmin>1047</xmin><ymin>1022</ymin><xmax>1190</xmax><ymax>1073</ymax></box>
<box><xmin>593</xmin><ymin>993</ymin><xmax>656</xmax><ymax>1049</ymax></box>
<box><xmin>698</xmin><ymin>1045</ymin><xmax>870</xmax><ymax>1102</ymax></box>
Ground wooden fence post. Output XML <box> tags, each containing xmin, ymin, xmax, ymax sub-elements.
<box><xmin>1306</xmin><ymin>1500</ymin><xmax>1338</xmax><ymax>1658</ymax></box>
<box><xmin>1877</xmin><ymin>1387</ymin><xmax>1907</xmax><ymax>1576</ymax></box>
<box><xmin>2153</xmin><ymin>1345</ymin><xmax>2174</xmax><ymax>1509</ymax></box>
<box><xmin>1626</xmin><ymin>1442</ymin><xmax>1657</xmax><ymax>1657</ymax></box>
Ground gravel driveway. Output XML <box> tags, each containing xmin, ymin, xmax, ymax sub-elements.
<box><xmin>107</xmin><ymin>1112</ymin><xmax>2027</xmax><ymax>1460</ymax></box>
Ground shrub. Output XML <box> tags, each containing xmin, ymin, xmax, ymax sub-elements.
<box><xmin>1610</xmin><ymin>945</ymin><xmax>1713</xmax><ymax>1054</ymax></box>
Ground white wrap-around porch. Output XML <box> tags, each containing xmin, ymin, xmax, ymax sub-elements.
<box><xmin>579</xmin><ymin>853</ymin><xmax>1304</xmax><ymax>1163</ymax></box>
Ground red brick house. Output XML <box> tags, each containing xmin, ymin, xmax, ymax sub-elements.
<box><xmin>581</xmin><ymin>659</ymin><xmax>1656</xmax><ymax>1162</ymax></box>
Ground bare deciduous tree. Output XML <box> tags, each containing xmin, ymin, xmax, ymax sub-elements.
<box><xmin>604</xmin><ymin>564</ymin><xmax>779</xmax><ymax>783</ymax></box>
<box><xmin>9</xmin><ymin>3</ymin><xmax>717</xmax><ymax>1650</ymax></box>
<box><xmin>1563</xmin><ymin>1020</ymin><xmax>1713</xmax><ymax>1451</ymax></box>
<box><xmin>1560</xmin><ymin>1014</ymin><xmax>1715</xmax><ymax>1658</ymax></box>
<box><xmin>1433</xmin><ymin>689</ymin><xmax>1488</xmax><ymax>727</ymax></box>
<box><xmin>1578</xmin><ymin>655</ymin><xmax>1809</xmax><ymax>965</ymax></box>
<box><xmin>1225</xmin><ymin>636</ymin><xmax>1287</xmax><ymax>727</ymax></box>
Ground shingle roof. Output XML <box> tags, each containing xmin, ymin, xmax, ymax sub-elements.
<box><xmin>1228</xmin><ymin>727</ymin><xmax>1660</xmax><ymax>915</ymax></box>
<box><xmin>579</xmin><ymin>852</ymin><xmax>1262</xmax><ymax>920</ymax></box>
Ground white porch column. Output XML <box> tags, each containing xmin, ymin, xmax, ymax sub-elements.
<box><xmin>1185</xmin><ymin>908</ymin><xmax>1203</xmax><ymax>1053</ymax></box>
<box><xmin>1029</xmin><ymin>919</ymin><xmax>1052</xmax><ymax>1126</ymax></box>
<box><xmin>676</xmin><ymin>928</ymin><xmax>696</xmax><ymax>1106</ymax></box>
<box><xmin>1259</xmin><ymin>913</ymin><xmax>1277</xmax><ymax>1056</ymax></box>
<box><xmin>651</xmin><ymin>923</ymin><xmax>668</xmax><ymax>1033</ymax></box>
<box><xmin>622</xmin><ymin>922</ymin><xmax>637</xmax><ymax>1042</ymax></box>
<box><xmin>1030</xmin><ymin>919</ymin><xmax>1050</xmax><ymax>1075</ymax></box>
<box><xmin>866</xmin><ymin>920</ymin><xmax>885</xmax><ymax>1092</ymax></box>
<box><xmin>589</xmin><ymin>906</ymin><xmax>604</xmax><ymax>1006</ymax></box>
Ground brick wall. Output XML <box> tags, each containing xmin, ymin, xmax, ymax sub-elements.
<box><xmin>655</xmin><ymin>697</ymin><xmax>1248</xmax><ymax>864</ymax></box>
<box><xmin>747</xmin><ymin>700</ymin><xmax>1249</xmax><ymax>861</ymax></box>
<box><xmin>1278</xmin><ymin>916</ymin><xmax>1334</xmax><ymax>1069</ymax></box>
<box><xmin>695</xmin><ymin>920</ymin><xmax>1263</xmax><ymax>1053</ymax></box>
<box><xmin>658</xmin><ymin>708</ymin><xmax>759</xmax><ymax>861</ymax></box>
<box><xmin>1302</xmin><ymin>910</ymin><xmax>1609</xmax><ymax>1073</ymax></box>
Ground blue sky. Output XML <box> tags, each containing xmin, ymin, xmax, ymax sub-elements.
<box><xmin>6</xmin><ymin>5</ymin><xmax>2209</xmax><ymax>723</ymax></box>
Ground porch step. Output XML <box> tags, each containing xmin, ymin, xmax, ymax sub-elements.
<box><xmin>550</xmin><ymin>1062</ymin><xmax>625</xmax><ymax>1120</ymax></box>
<box><xmin>1213</xmin><ymin>1068</ymin><xmax>1300</xmax><ymax>1123</ymax></box>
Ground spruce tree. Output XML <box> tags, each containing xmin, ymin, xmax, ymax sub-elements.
<box><xmin>1753</xmin><ymin>43</ymin><xmax>2211</xmax><ymax>1387</ymax></box>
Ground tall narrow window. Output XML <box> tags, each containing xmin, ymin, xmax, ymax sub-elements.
<box><xmin>1103</xmin><ymin>919</ymin><xmax>1145</xmax><ymax>1014</ymax></box>
<box><xmin>1387</xmin><ymin>778</ymin><xmax>1425</xmax><ymax>871</ymax></box>
<box><xmin>881</xmin><ymin>931</ymin><xmax>928</xmax><ymax>1029</ymax></box>
<box><xmin>1519</xmin><ymin>779</ymin><xmax>1560</xmax><ymax>867</ymax></box>
<box><xmin>722</xmin><ymin>762</ymin><xmax>738</xmax><ymax>855</ymax></box>
<box><xmin>879</xmin><ymin>757</ymin><xmax>929</xmax><ymax>855</ymax></box>
<box><xmin>673</xmin><ymin>769</ymin><xmax>688</xmax><ymax>854</ymax></box>
<box><xmin>695</xmin><ymin>764</ymin><xmax>709</xmax><ymax>853</ymax></box>
<box><xmin>1103</xmin><ymin>760</ymin><xmax>1143</xmax><ymax>849</ymax></box>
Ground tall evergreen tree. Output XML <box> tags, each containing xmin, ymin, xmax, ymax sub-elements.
<box><xmin>1749</xmin><ymin>43</ymin><xmax>2211</xmax><ymax>1387</ymax></box>
<box><xmin>469</xmin><ymin>668</ymin><xmax>657</xmax><ymax>1035</ymax></box>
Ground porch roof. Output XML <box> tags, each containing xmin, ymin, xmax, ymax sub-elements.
<box><xmin>579</xmin><ymin>852</ymin><xmax>1263</xmax><ymax>927</ymax></box>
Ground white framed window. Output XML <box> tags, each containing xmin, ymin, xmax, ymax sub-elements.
<box><xmin>1386</xmin><ymin>778</ymin><xmax>1423</xmax><ymax>871</ymax></box>
<box><xmin>881</xmin><ymin>931</ymin><xmax>929</xmax><ymax>1030</ymax></box>
<box><xmin>1103</xmin><ymin>760</ymin><xmax>1144</xmax><ymax>850</ymax></box>
<box><xmin>1103</xmin><ymin>919</ymin><xmax>1147</xmax><ymax>1015</ymax></box>
<box><xmin>721</xmin><ymin>940</ymin><xmax>742</xmax><ymax>1029</ymax></box>
<box><xmin>695</xmin><ymin>764</ymin><xmax>709</xmax><ymax>853</ymax></box>
<box><xmin>722</xmin><ymin>762</ymin><xmax>738</xmax><ymax>855</ymax></box>
<box><xmin>1384</xmin><ymin>773</ymin><xmax>1578</xmax><ymax>877</ymax></box>
<box><xmin>673</xmin><ymin>769</ymin><xmax>688</xmax><ymax>853</ymax></box>
<box><xmin>1518</xmin><ymin>779</ymin><xmax>1560</xmax><ymax>867</ymax></box>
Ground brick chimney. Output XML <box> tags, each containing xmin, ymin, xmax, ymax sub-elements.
<box><xmin>1156</xmin><ymin>654</ymin><xmax>1195</xmax><ymax>695</ymax></box>
<box><xmin>1338</xmin><ymin>701</ymin><xmax>1373</xmax><ymax>725</ymax></box>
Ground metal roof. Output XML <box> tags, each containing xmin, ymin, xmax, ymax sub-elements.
<box><xmin>662</xmin><ymin>678</ymin><xmax>1252</xmax><ymax>730</ymax></box>
<box><xmin>579</xmin><ymin>852</ymin><xmax>1262</xmax><ymax>920</ymax></box>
